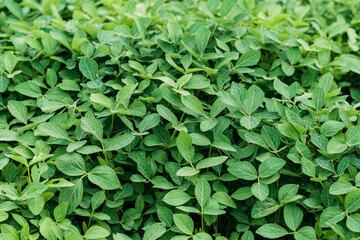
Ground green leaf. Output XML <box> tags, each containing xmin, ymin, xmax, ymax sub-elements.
<box><xmin>46</xmin><ymin>68</ymin><xmax>58</xmax><ymax>87</ymax></box>
<box><xmin>113</xmin><ymin>233</ymin><xmax>133</xmax><ymax>240</ymax></box>
<box><xmin>193</xmin><ymin>232</ymin><xmax>213</xmax><ymax>240</ymax></box>
<box><xmin>0</xmin><ymin>76</ymin><xmax>9</xmax><ymax>92</ymax></box>
<box><xmin>79</xmin><ymin>57</ymin><xmax>98</xmax><ymax>81</ymax></box>
<box><xmin>301</xmin><ymin>158</ymin><xmax>316</xmax><ymax>178</ymax></box>
<box><xmin>91</xmin><ymin>191</ymin><xmax>106</xmax><ymax>210</ymax></box>
<box><xmin>318</xmin><ymin>73</ymin><xmax>334</xmax><ymax>93</ymax></box>
<box><xmin>176</xmin><ymin>131</ymin><xmax>194</xmax><ymax>162</ymax></box>
<box><xmin>195</xmin><ymin>28</ymin><xmax>211</xmax><ymax>56</ymax></box>
<box><xmin>196</xmin><ymin>156</ymin><xmax>228</xmax><ymax>169</ymax></box>
<box><xmin>104</xmin><ymin>134</ymin><xmax>135</xmax><ymax>151</ymax></box>
<box><xmin>213</xmin><ymin>191</ymin><xmax>236</xmax><ymax>208</ymax></box>
<box><xmin>56</xmin><ymin>153</ymin><xmax>86</xmax><ymax>176</ymax></box>
<box><xmin>163</xmin><ymin>190</ymin><xmax>191</xmax><ymax>206</ymax></box>
<box><xmin>277</xmin><ymin>123</ymin><xmax>299</xmax><ymax>140</ymax></box>
<box><xmin>228</xmin><ymin>161</ymin><xmax>257</xmax><ymax>180</ymax></box>
<box><xmin>157</xmin><ymin>104</ymin><xmax>178</xmax><ymax>125</ymax></box>
<box><xmin>54</xmin><ymin>202</ymin><xmax>68</xmax><ymax>222</ymax></box>
<box><xmin>195</xmin><ymin>178</ymin><xmax>211</xmax><ymax>208</ymax></box>
<box><xmin>240</xmin><ymin>115</ymin><xmax>261</xmax><ymax>130</ymax></box>
<box><xmin>7</xmin><ymin>100</ymin><xmax>28</xmax><ymax>124</ymax></box>
<box><xmin>251</xmin><ymin>182</ymin><xmax>269</xmax><ymax>201</ymax></box>
<box><xmin>90</xmin><ymin>93</ymin><xmax>114</xmax><ymax>109</ymax></box>
<box><xmin>88</xmin><ymin>166</ymin><xmax>121</xmax><ymax>190</ymax></box>
<box><xmin>236</xmin><ymin>50</ymin><xmax>260</xmax><ymax>67</ymax></box>
<box><xmin>59</xmin><ymin>179</ymin><xmax>83</xmax><ymax>213</ymax></box>
<box><xmin>173</xmin><ymin>214</ymin><xmax>194</xmax><ymax>235</ymax></box>
<box><xmin>37</xmin><ymin>122</ymin><xmax>70</xmax><ymax>140</ymax></box>
<box><xmin>4</xmin><ymin>52</ymin><xmax>17</xmax><ymax>73</ymax></box>
<box><xmin>294</xmin><ymin>226</ymin><xmax>316</xmax><ymax>240</ymax></box>
<box><xmin>319</xmin><ymin>207</ymin><xmax>345</xmax><ymax>227</ymax></box>
<box><xmin>243</xmin><ymin>85</ymin><xmax>264</xmax><ymax>115</ymax></box>
<box><xmin>84</xmin><ymin>226</ymin><xmax>110</xmax><ymax>239</ymax></box>
<box><xmin>286</xmin><ymin>47</ymin><xmax>301</xmax><ymax>65</ymax></box>
<box><xmin>258</xmin><ymin>157</ymin><xmax>286</xmax><ymax>178</ymax></box>
<box><xmin>345</xmin><ymin>189</ymin><xmax>360</xmax><ymax>213</ymax></box>
<box><xmin>15</xmin><ymin>82</ymin><xmax>42</xmax><ymax>98</ymax></box>
<box><xmin>139</xmin><ymin>113</ymin><xmax>161</xmax><ymax>132</ymax></box>
<box><xmin>284</xmin><ymin>204</ymin><xmax>303</xmax><ymax>231</ymax></box>
<box><xmin>50</xmin><ymin>29</ymin><xmax>72</xmax><ymax>51</ymax></box>
<box><xmin>346</xmin><ymin>213</ymin><xmax>360</xmax><ymax>233</ymax></box>
<box><xmin>251</xmin><ymin>198</ymin><xmax>280</xmax><ymax>218</ymax></box>
<box><xmin>327</xmin><ymin>138</ymin><xmax>347</xmax><ymax>154</ymax></box>
<box><xmin>220</xmin><ymin>0</ymin><xmax>238</xmax><ymax>17</ymax></box>
<box><xmin>256</xmin><ymin>224</ymin><xmax>288</xmax><ymax>239</ymax></box>
<box><xmin>281</xmin><ymin>61</ymin><xmax>295</xmax><ymax>76</ymax></box>
<box><xmin>176</xmin><ymin>166</ymin><xmax>199</xmax><ymax>176</ymax></box>
<box><xmin>181</xmin><ymin>95</ymin><xmax>204</xmax><ymax>116</ymax></box>
<box><xmin>329</xmin><ymin>180</ymin><xmax>355</xmax><ymax>195</ymax></box>
<box><xmin>143</xmin><ymin>223</ymin><xmax>166</xmax><ymax>240</ymax></box>
<box><xmin>313</xmin><ymin>87</ymin><xmax>325</xmax><ymax>112</ymax></box>
<box><xmin>183</xmin><ymin>75</ymin><xmax>210</xmax><ymax>90</ymax></box>
<box><xmin>273</xmin><ymin>79</ymin><xmax>291</xmax><ymax>99</ymax></box>
<box><xmin>232</xmin><ymin>187</ymin><xmax>253</xmax><ymax>200</ymax></box>
<box><xmin>320</xmin><ymin>120</ymin><xmax>345</xmax><ymax>137</ymax></box>
<box><xmin>346</xmin><ymin>126</ymin><xmax>360</xmax><ymax>145</ymax></box>
<box><xmin>80</xmin><ymin>117</ymin><xmax>103</xmax><ymax>140</ymax></box>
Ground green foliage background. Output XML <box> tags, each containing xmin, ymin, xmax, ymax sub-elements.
<box><xmin>1</xmin><ymin>0</ymin><xmax>360</xmax><ymax>239</ymax></box>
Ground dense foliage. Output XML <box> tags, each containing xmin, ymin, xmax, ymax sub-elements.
<box><xmin>2</xmin><ymin>0</ymin><xmax>360</xmax><ymax>239</ymax></box>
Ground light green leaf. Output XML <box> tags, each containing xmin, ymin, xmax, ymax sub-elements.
<box><xmin>346</xmin><ymin>126</ymin><xmax>360</xmax><ymax>145</ymax></box>
<box><xmin>4</xmin><ymin>52</ymin><xmax>17</xmax><ymax>73</ymax></box>
<box><xmin>195</xmin><ymin>28</ymin><xmax>211</xmax><ymax>56</ymax></box>
<box><xmin>84</xmin><ymin>226</ymin><xmax>110</xmax><ymax>239</ymax></box>
<box><xmin>7</xmin><ymin>100</ymin><xmax>28</xmax><ymax>124</ymax></box>
<box><xmin>196</xmin><ymin>156</ymin><xmax>228</xmax><ymax>169</ymax></box>
<box><xmin>294</xmin><ymin>226</ymin><xmax>316</xmax><ymax>240</ymax></box>
<box><xmin>228</xmin><ymin>161</ymin><xmax>257</xmax><ymax>180</ymax></box>
<box><xmin>256</xmin><ymin>224</ymin><xmax>288</xmax><ymax>239</ymax></box>
<box><xmin>273</xmin><ymin>79</ymin><xmax>291</xmax><ymax>99</ymax></box>
<box><xmin>284</xmin><ymin>204</ymin><xmax>303</xmax><ymax>231</ymax></box>
<box><xmin>80</xmin><ymin>117</ymin><xmax>103</xmax><ymax>140</ymax></box>
<box><xmin>79</xmin><ymin>57</ymin><xmax>98</xmax><ymax>81</ymax></box>
<box><xmin>240</xmin><ymin>115</ymin><xmax>261</xmax><ymax>130</ymax></box>
<box><xmin>346</xmin><ymin>213</ymin><xmax>360</xmax><ymax>233</ymax></box>
<box><xmin>313</xmin><ymin>87</ymin><xmax>325</xmax><ymax>112</ymax></box>
<box><xmin>143</xmin><ymin>223</ymin><xmax>166</xmax><ymax>240</ymax></box>
<box><xmin>213</xmin><ymin>191</ymin><xmax>236</xmax><ymax>208</ymax></box>
<box><xmin>139</xmin><ymin>113</ymin><xmax>161</xmax><ymax>132</ymax></box>
<box><xmin>163</xmin><ymin>190</ymin><xmax>192</xmax><ymax>206</ymax></box>
<box><xmin>157</xmin><ymin>105</ymin><xmax>178</xmax><ymax>125</ymax></box>
<box><xmin>320</xmin><ymin>120</ymin><xmax>345</xmax><ymax>137</ymax></box>
<box><xmin>319</xmin><ymin>207</ymin><xmax>345</xmax><ymax>227</ymax></box>
<box><xmin>243</xmin><ymin>85</ymin><xmax>264</xmax><ymax>115</ymax></box>
<box><xmin>251</xmin><ymin>182</ymin><xmax>269</xmax><ymax>201</ymax></box>
<box><xmin>37</xmin><ymin>122</ymin><xmax>70</xmax><ymax>140</ymax></box>
<box><xmin>329</xmin><ymin>180</ymin><xmax>355</xmax><ymax>195</ymax></box>
<box><xmin>15</xmin><ymin>82</ymin><xmax>42</xmax><ymax>98</ymax></box>
<box><xmin>104</xmin><ymin>134</ymin><xmax>135</xmax><ymax>151</ymax></box>
<box><xmin>181</xmin><ymin>95</ymin><xmax>204</xmax><ymax>116</ymax></box>
<box><xmin>55</xmin><ymin>153</ymin><xmax>86</xmax><ymax>176</ymax></box>
<box><xmin>195</xmin><ymin>178</ymin><xmax>211</xmax><ymax>208</ymax></box>
<box><xmin>345</xmin><ymin>189</ymin><xmax>360</xmax><ymax>213</ymax></box>
<box><xmin>176</xmin><ymin>131</ymin><xmax>194</xmax><ymax>162</ymax></box>
<box><xmin>258</xmin><ymin>157</ymin><xmax>286</xmax><ymax>178</ymax></box>
<box><xmin>90</xmin><ymin>93</ymin><xmax>114</xmax><ymax>109</ymax></box>
<box><xmin>173</xmin><ymin>214</ymin><xmax>194</xmax><ymax>235</ymax></box>
<box><xmin>236</xmin><ymin>50</ymin><xmax>260</xmax><ymax>67</ymax></box>
<box><xmin>88</xmin><ymin>166</ymin><xmax>121</xmax><ymax>190</ymax></box>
